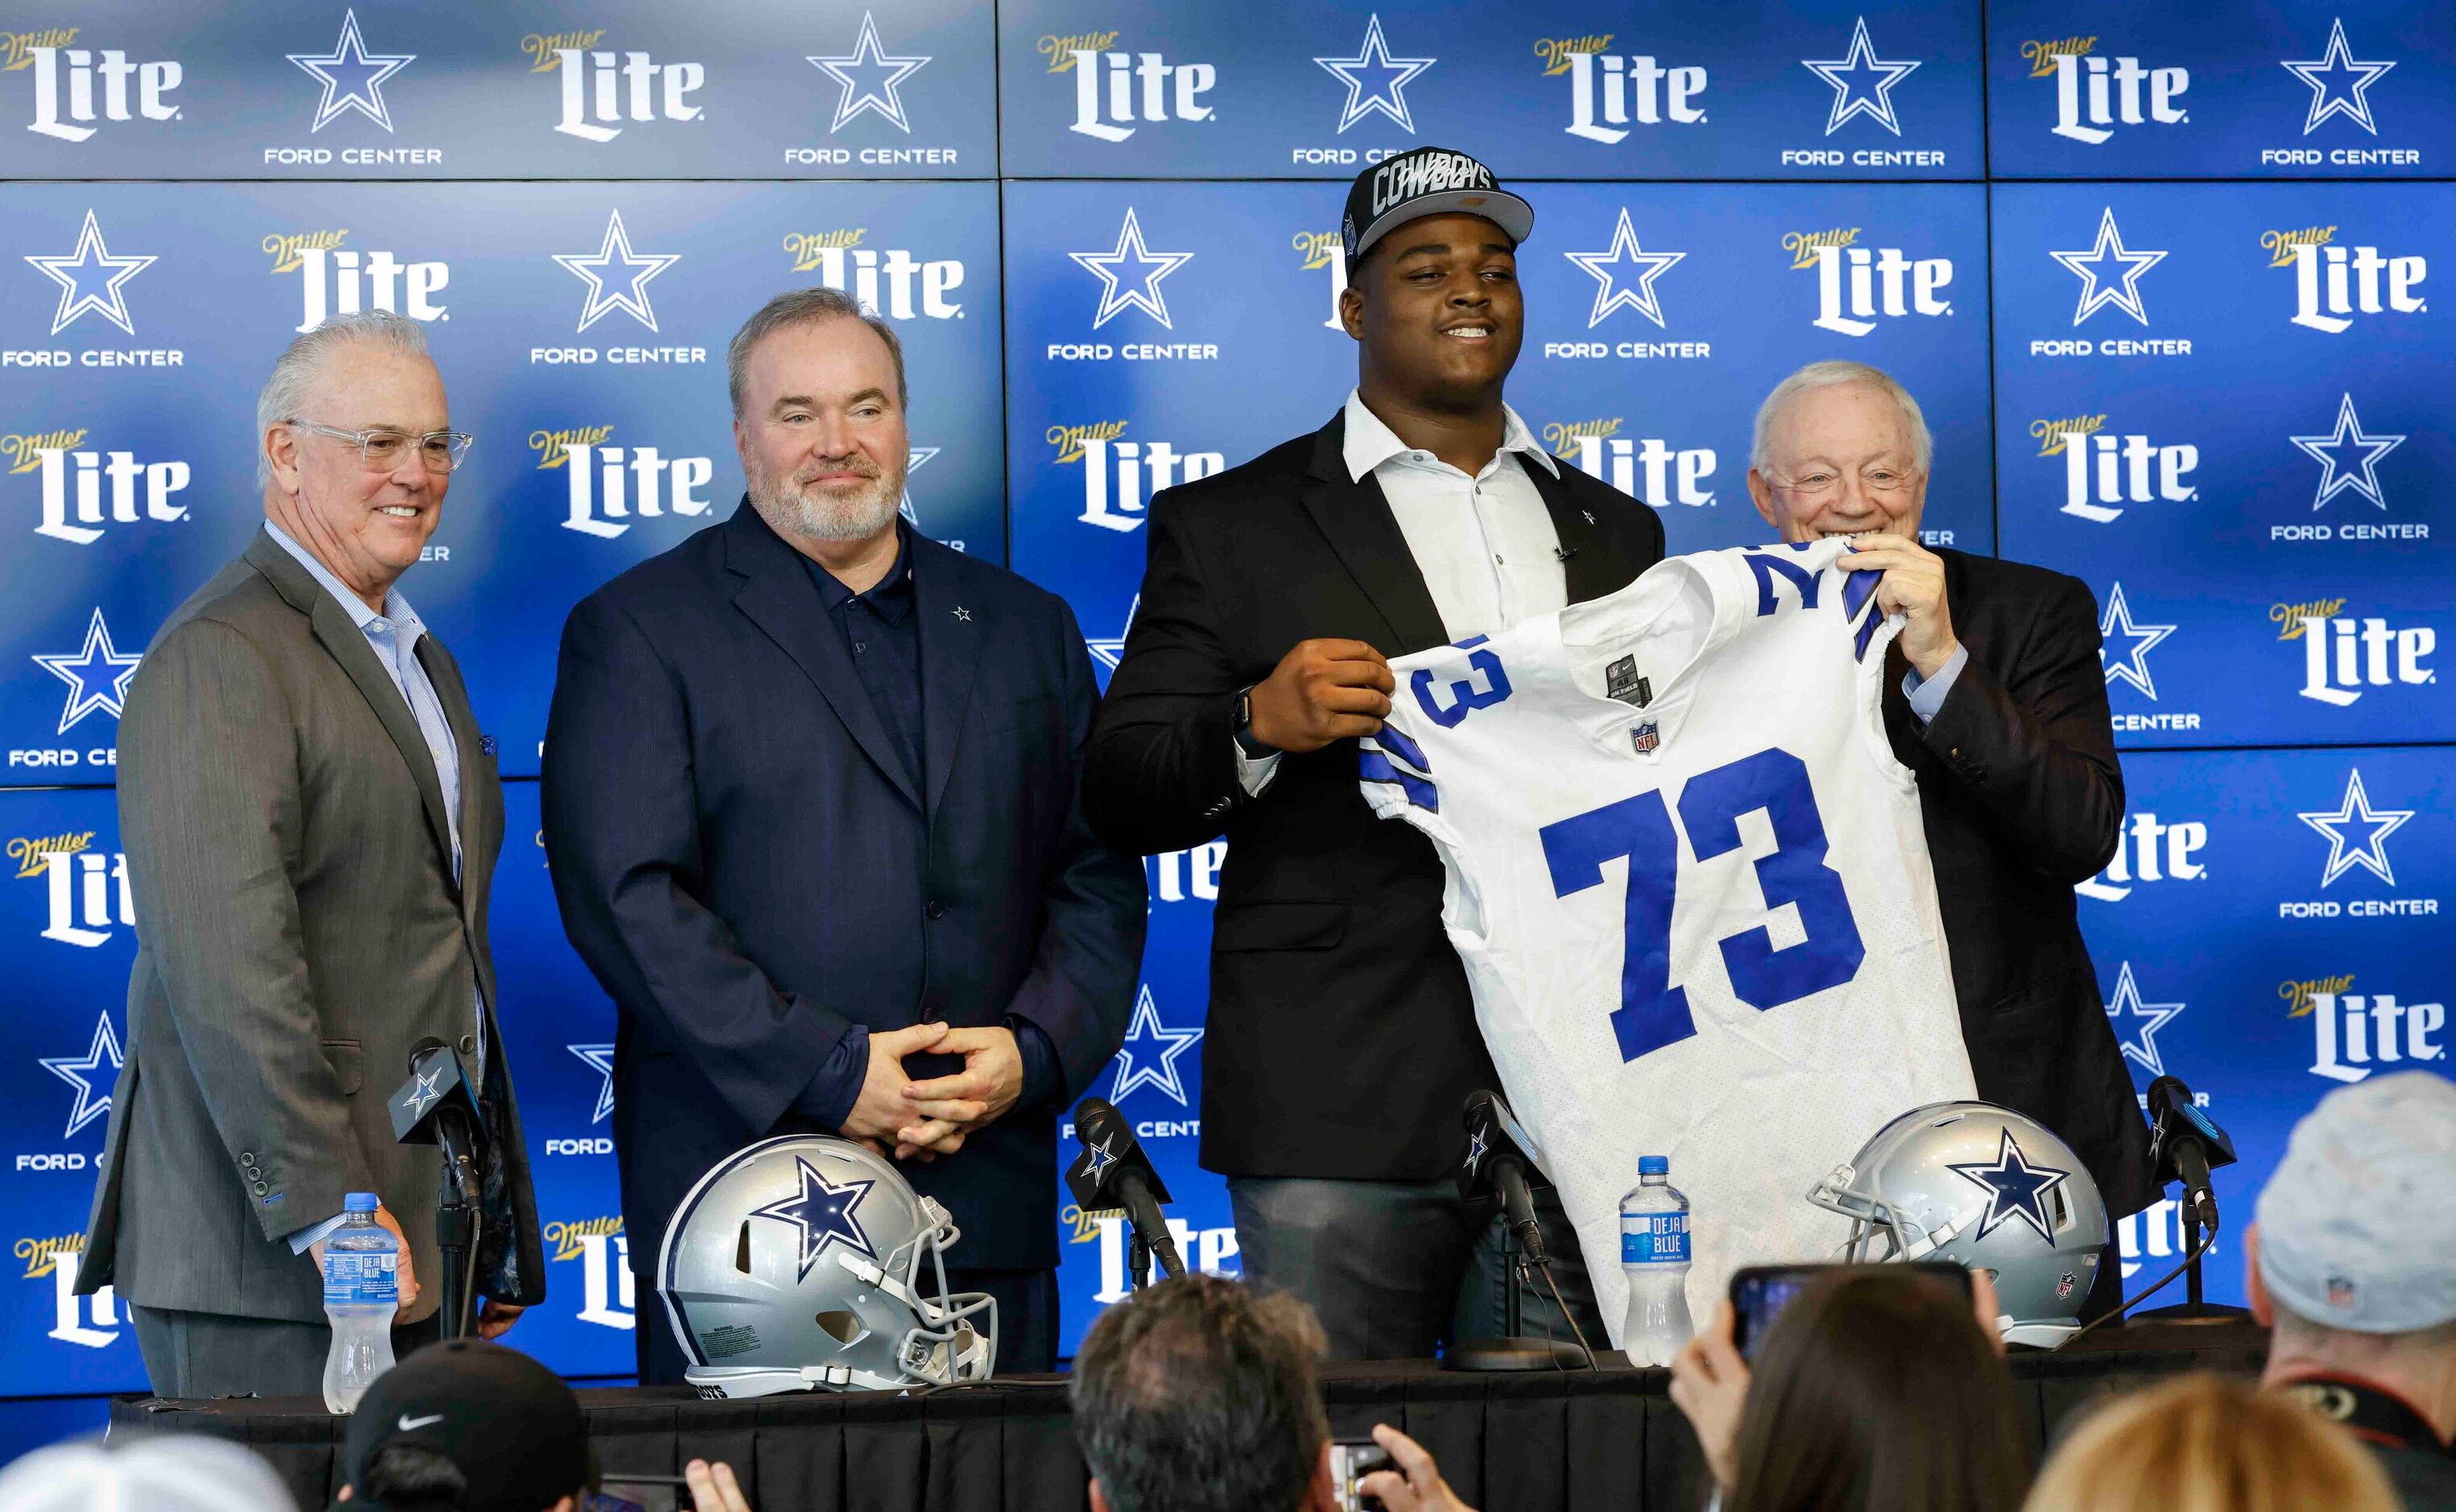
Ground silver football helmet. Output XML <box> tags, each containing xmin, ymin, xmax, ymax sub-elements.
<box><xmin>1806</xmin><ymin>1101</ymin><xmax>2109</xmax><ymax>1349</ymax></box>
<box><xmin>658</xmin><ymin>1134</ymin><xmax>997</xmax><ymax>1398</ymax></box>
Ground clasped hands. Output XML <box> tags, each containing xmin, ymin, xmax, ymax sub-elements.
<box><xmin>840</xmin><ymin>1021</ymin><xmax>1024</xmax><ymax>1163</ymax></box>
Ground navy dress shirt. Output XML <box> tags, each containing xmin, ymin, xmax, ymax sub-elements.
<box><xmin>792</xmin><ymin>527</ymin><xmax>1061</xmax><ymax>1129</ymax></box>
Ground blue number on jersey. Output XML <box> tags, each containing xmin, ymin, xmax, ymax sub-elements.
<box><xmin>1539</xmin><ymin>748</ymin><xmax>1867</xmax><ymax>1063</ymax></box>
<box><xmin>1411</xmin><ymin>638</ymin><xmax>1514</xmax><ymax>729</ymax></box>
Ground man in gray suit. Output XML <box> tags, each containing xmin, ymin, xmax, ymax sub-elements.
<box><xmin>76</xmin><ymin>311</ymin><xmax>544</xmax><ymax>1398</ymax></box>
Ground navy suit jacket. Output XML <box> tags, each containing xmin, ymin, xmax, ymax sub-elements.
<box><xmin>541</xmin><ymin>505</ymin><xmax>1146</xmax><ymax>1273</ymax></box>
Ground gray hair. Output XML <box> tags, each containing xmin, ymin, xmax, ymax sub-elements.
<box><xmin>1071</xmin><ymin>1276</ymin><xmax>1331</xmax><ymax>1512</ymax></box>
<box><xmin>0</xmin><ymin>1435</ymin><xmax>299</xmax><ymax>1512</ymax></box>
<box><xmin>726</xmin><ymin>287</ymin><xmax>907</xmax><ymax>419</ymax></box>
<box><xmin>255</xmin><ymin>309</ymin><xmax>432</xmax><ymax>489</ymax></box>
<box><xmin>1750</xmin><ymin>359</ymin><xmax>1934</xmax><ymax>476</ymax></box>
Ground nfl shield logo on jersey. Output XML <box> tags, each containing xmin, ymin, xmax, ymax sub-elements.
<box><xmin>1631</xmin><ymin>721</ymin><xmax>1661</xmax><ymax>754</ymax></box>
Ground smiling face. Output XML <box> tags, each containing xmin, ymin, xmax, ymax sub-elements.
<box><xmin>1341</xmin><ymin>213</ymin><xmax>1524</xmax><ymax>411</ymax></box>
<box><xmin>733</xmin><ymin>315</ymin><xmax>908</xmax><ymax>547</ymax></box>
<box><xmin>1747</xmin><ymin>380</ymin><xmax>1929</xmax><ymax>541</ymax></box>
<box><xmin>263</xmin><ymin>340</ymin><xmax>449</xmax><ymax>604</ymax></box>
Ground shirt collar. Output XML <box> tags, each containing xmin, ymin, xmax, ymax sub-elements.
<box><xmin>262</xmin><ymin>520</ymin><xmax>420</xmax><ymax>638</ymax></box>
<box><xmin>1342</xmin><ymin>389</ymin><xmax>1560</xmax><ymax>485</ymax></box>
<box><xmin>804</xmin><ymin>522</ymin><xmax>914</xmax><ymax>622</ymax></box>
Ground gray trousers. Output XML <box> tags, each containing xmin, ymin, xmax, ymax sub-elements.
<box><xmin>131</xmin><ymin>1305</ymin><xmax>439</xmax><ymax>1400</ymax></box>
<box><xmin>1227</xmin><ymin>1175</ymin><xmax>1607</xmax><ymax>1361</ymax></box>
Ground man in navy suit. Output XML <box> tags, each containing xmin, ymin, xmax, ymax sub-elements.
<box><xmin>542</xmin><ymin>288</ymin><xmax>1145</xmax><ymax>1381</ymax></box>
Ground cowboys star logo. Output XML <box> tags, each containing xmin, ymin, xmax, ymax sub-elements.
<box><xmin>554</xmin><ymin>210</ymin><xmax>679</xmax><ymax>334</ymax></box>
<box><xmin>808</xmin><ymin>11</ymin><xmax>928</xmax><ymax>134</ymax></box>
<box><xmin>752</xmin><ymin>1155</ymin><xmax>877</xmax><ymax>1279</ymax></box>
<box><xmin>32</xmin><ymin>609</ymin><xmax>142</xmax><ymax>735</ymax></box>
<box><xmin>1085</xmin><ymin>596</ymin><xmax>1139</xmax><ymax>676</ymax></box>
<box><xmin>1083</xmin><ymin>1136</ymin><xmax>1119</xmax><ymax>1184</ymax></box>
<box><xmin>1800</xmin><ymin>17</ymin><xmax>1920</xmax><ymax>136</ymax></box>
<box><xmin>287</xmin><ymin>9</ymin><xmax>415</xmax><ymax>133</ymax></box>
<box><xmin>1108</xmin><ymin>985</ymin><xmax>1202</xmax><ymax>1105</ymax></box>
<box><xmin>2297</xmin><ymin>768</ymin><xmax>2411</xmax><ymax>888</ymax></box>
<box><xmin>2289</xmin><ymin>393</ymin><xmax>2404</xmax><ymax>512</ymax></box>
<box><xmin>40</xmin><ymin>1012</ymin><xmax>122</xmax><ymax>1139</ymax></box>
<box><xmin>1315</xmin><ymin>14</ymin><xmax>1434</xmax><ymax>134</ymax></box>
<box><xmin>1947</xmin><ymin>1128</ymin><xmax>2071</xmax><ymax>1242</ymax></box>
<box><xmin>898</xmin><ymin>445</ymin><xmax>939</xmax><ymax>529</ymax></box>
<box><xmin>2280</xmin><ymin>19</ymin><xmax>2395</xmax><ymax>137</ymax></box>
<box><xmin>568</xmin><ymin>1043</ymin><xmax>616</xmax><ymax>1124</ymax></box>
<box><xmin>2097</xmin><ymin>583</ymin><xmax>2175</xmax><ymax>699</ymax></box>
<box><xmin>23</xmin><ymin>209</ymin><xmax>155</xmax><ymax>337</ymax></box>
<box><xmin>1070</xmin><ymin>209</ymin><xmax>1193</xmax><ymax>330</ymax></box>
<box><xmin>1565</xmin><ymin>209</ymin><xmax>1685</xmax><ymax>329</ymax></box>
<box><xmin>2050</xmin><ymin>208</ymin><xmax>2166</xmax><ymax>327</ymax></box>
<box><xmin>2101</xmin><ymin>961</ymin><xmax>2184</xmax><ymax>1076</ymax></box>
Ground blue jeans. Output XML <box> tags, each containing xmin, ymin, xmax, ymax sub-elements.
<box><xmin>1226</xmin><ymin>1175</ymin><xmax>1606</xmax><ymax>1361</ymax></box>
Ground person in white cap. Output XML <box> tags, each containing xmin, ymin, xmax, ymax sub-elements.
<box><xmin>0</xmin><ymin>1435</ymin><xmax>297</xmax><ymax>1512</ymax></box>
<box><xmin>2247</xmin><ymin>1070</ymin><xmax>2456</xmax><ymax>1510</ymax></box>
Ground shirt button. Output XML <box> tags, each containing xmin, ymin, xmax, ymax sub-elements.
<box><xmin>924</xmin><ymin>900</ymin><xmax>946</xmax><ymax>920</ymax></box>
<box><xmin>854</xmin><ymin>641</ymin><xmax>867</xmax><ymax>653</ymax></box>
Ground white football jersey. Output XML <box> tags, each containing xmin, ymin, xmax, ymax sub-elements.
<box><xmin>1360</xmin><ymin>537</ymin><xmax>1976</xmax><ymax>1338</ymax></box>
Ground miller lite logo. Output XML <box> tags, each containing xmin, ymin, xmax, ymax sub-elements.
<box><xmin>1547</xmin><ymin>34</ymin><xmax>1706</xmax><ymax>144</ymax></box>
<box><xmin>1786</xmin><ymin>227</ymin><xmax>1951</xmax><ymax>337</ymax></box>
<box><xmin>1295</xmin><ymin>229</ymin><xmax>1349</xmax><ymax>331</ymax></box>
<box><xmin>2287</xmin><ymin>606</ymin><xmax>2435</xmax><ymax>708</ymax></box>
<box><xmin>531</xmin><ymin>426</ymin><xmax>715</xmax><ymax>540</ymax></box>
<box><xmin>17</xmin><ymin>433</ymin><xmax>192</xmax><ymax>546</ymax></box>
<box><xmin>2075</xmin><ymin>812</ymin><xmax>2206</xmax><ymax>903</ymax></box>
<box><xmin>1053</xmin><ymin>422</ymin><xmax>1222</xmax><ymax>533</ymax></box>
<box><xmin>23</xmin><ymin>839</ymin><xmax>135</xmax><ymax>948</ymax></box>
<box><xmin>2289</xmin><ymin>977</ymin><xmax>2446</xmax><ymax>1084</ymax></box>
<box><xmin>2266</xmin><ymin>227</ymin><xmax>2427</xmax><ymax>334</ymax></box>
<box><xmin>544</xmin><ymin>1217</ymin><xmax>633</xmax><ymax>1329</ymax></box>
<box><xmin>1048</xmin><ymin>32</ymin><xmax>1215</xmax><ymax>143</ymax></box>
<box><xmin>17</xmin><ymin>1233</ymin><xmax>119</xmax><ymax>1349</ymax></box>
<box><xmin>2024</xmin><ymin>36</ymin><xmax>2187</xmax><ymax>145</ymax></box>
<box><xmin>524</xmin><ymin>32</ymin><xmax>703</xmax><ymax>143</ymax></box>
<box><xmin>782</xmin><ymin>230</ymin><xmax>964</xmax><ymax>320</ymax></box>
<box><xmin>2032</xmin><ymin>414</ymin><xmax>2197</xmax><ymax>523</ymax></box>
<box><xmin>283</xmin><ymin>237</ymin><xmax>449</xmax><ymax>333</ymax></box>
<box><xmin>1548</xmin><ymin>418</ymin><xmax>1716</xmax><ymax>508</ymax></box>
<box><xmin>19</xmin><ymin>33</ymin><xmax>181</xmax><ymax>143</ymax></box>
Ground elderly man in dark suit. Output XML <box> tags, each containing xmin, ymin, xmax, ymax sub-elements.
<box><xmin>78</xmin><ymin>311</ymin><xmax>544</xmax><ymax>1398</ymax></box>
<box><xmin>1745</xmin><ymin>359</ymin><xmax>2156</xmax><ymax>1315</ymax></box>
<box><xmin>543</xmin><ymin>288</ymin><xmax>1144</xmax><ymax>1382</ymax></box>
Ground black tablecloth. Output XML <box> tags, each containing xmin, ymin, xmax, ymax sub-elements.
<box><xmin>109</xmin><ymin>1320</ymin><xmax>2267</xmax><ymax>1512</ymax></box>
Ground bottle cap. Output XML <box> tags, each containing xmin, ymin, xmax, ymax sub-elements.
<box><xmin>1638</xmin><ymin>1155</ymin><xmax>1668</xmax><ymax>1175</ymax></box>
<box><xmin>345</xmin><ymin>1192</ymin><xmax>380</xmax><ymax>1212</ymax></box>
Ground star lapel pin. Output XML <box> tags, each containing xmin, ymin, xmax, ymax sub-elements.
<box><xmin>953</xmin><ymin>605</ymin><xmax>972</xmax><ymax>622</ymax></box>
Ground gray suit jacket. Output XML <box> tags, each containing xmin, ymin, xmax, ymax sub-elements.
<box><xmin>76</xmin><ymin>528</ymin><xmax>544</xmax><ymax>1324</ymax></box>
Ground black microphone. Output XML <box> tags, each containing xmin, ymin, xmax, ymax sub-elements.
<box><xmin>1067</xmin><ymin>1097</ymin><xmax>1185</xmax><ymax>1281</ymax></box>
<box><xmin>1459</xmin><ymin>1090</ymin><xmax>1549</xmax><ymax>1266</ymax></box>
<box><xmin>391</xmin><ymin>1037</ymin><xmax>485</xmax><ymax>1204</ymax></box>
<box><xmin>2146</xmin><ymin>1074</ymin><xmax>2238</xmax><ymax>1230</ymax></box>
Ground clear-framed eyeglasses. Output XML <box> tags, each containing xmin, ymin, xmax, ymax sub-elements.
<box><xmin>1765</xmin><ymin>464</ymin><xmax>1919</xmax><ymax>505</ymax></box>
<box><xmin>286</xmin><ymin>419</ymin><xmax>474</xmax><ymax>474</ymax></box>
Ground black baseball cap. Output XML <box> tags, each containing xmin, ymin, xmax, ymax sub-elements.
<box><xmin>342</xmin><ymin>1340</ymin><xmax>592</xmax><ymax>1512</ymax></box>
<box><xmin>1341</xmin><ymin>147</ymin><xmax>1535</xmax><ymax>276</ymax></box>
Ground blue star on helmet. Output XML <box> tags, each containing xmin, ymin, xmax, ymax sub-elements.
<box><xmin>2096</xmin><ymin>582</ymin><xmax>2174</xmax><ymax>700</ymax></box>
<box><xmin>2049</xmin><ymin>207</ymin><xmax>2167</xmax><ymax>328</ymax></box>
<box><xmin>2280</xmin><ymin>19</ymin><xmax>2396</xmax><ymax>137</ymax></box>
<box><xmin>2298</xmin><ymin>767</ymin><xmax>2412</xmax><ymax>889</ymax></box>
<box><xmin>40</xmin><ymin>1012</ymin><xmax>122</xmax><ymax>1139</ymax></box>
<box><xmin>32</xmin><ymin>608</ymin><xmax>142</xmax><ymax>736</ymax></box>
<box><xmin>752</xmin><ymin>1156</ymin><xmax>878</xmax><ymax>1279</ymax></box>
<box><xmin>1564</xmin><ymin>208</ymin><xmax>1685</xmax><ymax>331</ymax></box>
<box><xmin>1108</xmin><ymin>984</ymin><xmax>1202</xmax><ymax>1105</ymax></box>
<box><xmin>2102</xmin><ymin>960</ymin><xmax>2184</xmax><ymax>1077</ymax></box>
<box><xmin>1315</xmin><ymin>14</ymin><xmax>1435</xmax><ymax>134</ymax></box>
<box><xmin>24</xmin><ymin>209</ymin><xmax>155</xmax><ymax>337</ymax></box>
<box><xmin>568</xmin><ymin>1043</ymin><xmax>617</xmax><ymax>1124</ymax></box>
<box><xmin>2290</xmin><ymin>393</ymin><xmax>2404</xmax><ymax>513</ymax></box>
<box><xmin>1801</xmin><ymin>17</ymin><xmax>1921</xmax><ymax>137</ymax></box>
<box><xmin>1947</xmin><ymin>1128</ymin><xmax>2069</xmax><ymax>1243</ymax></box>
<box><xmin>287</xmin><ymin>9</ymin><xmax>416</xmax><ymax>134</ymax></box>
<box><xmin>1071</xmin><ymin>209</ymin><xmax>1194</xmax><ymax>331</ymax></box>
<box><xmin>554</xmin><ymin>209</ymin><xmax>680</xmax><ymax>335</ymax></box>
<box><xmin>808</xmin><ymin>11</ymin><xmax>929</xmax><ymax>134</ymax></box>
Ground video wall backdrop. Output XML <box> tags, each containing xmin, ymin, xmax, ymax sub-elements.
<box><xmin>0</xmin><ymin>0</ymin><xmax>2448</xmax><ymax>1390</ymax></box>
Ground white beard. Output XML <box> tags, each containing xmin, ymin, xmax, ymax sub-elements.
<box><xmin>747</xmin><ymin>456</ymin><xmax>906</xmax><ymax>543</ymax></box>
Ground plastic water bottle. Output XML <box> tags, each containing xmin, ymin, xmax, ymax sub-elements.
<box><xmin>321</xmin><ymin>1192</ymin><xmax>398</xmax><ymax>1413</ymax></box>
<box><xmin>1619</xmin><ymin>1155</ymin><xmax>1693</xmax><ymax>1366</ymax></box>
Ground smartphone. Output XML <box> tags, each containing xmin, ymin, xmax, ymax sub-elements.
<box><xmin>588</xmin><ymin>1473</ymin><xmax>692</xmax><ymax>1512</ymax></box>
<box><xmin>1727</xmin><ymin>1262</ymin><xmax>1971</xmax><ymax>1360</ymax></box>
<box><xmin>1328</xmin><ymin>1437</ymin><xmax>1395</xmax><ymax>1512</ymax></box>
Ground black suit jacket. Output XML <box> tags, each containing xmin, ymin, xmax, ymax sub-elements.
<box><xmin>1883</xmin><ymin>549</ymin><xmax>2156</xmax><ymax>1217</ymax></box>
<box><xmin>1085</xmin><ymin>411</ymin><xmax>1665</xmax><ymax>1181</ymax></box>
<box><xmin>541</xmin><ymin>506</ymin><xmax>1146</xmax><ymax>1274</ymax></box>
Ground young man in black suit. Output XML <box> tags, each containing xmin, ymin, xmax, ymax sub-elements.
<box><xmin>1085</xmin><ymin>148</ymin><xmax>1661</xmax><ymax>1358</ymax></box>
<box><xmin>1747</xmin><ymin>361</ymin><xmax>2157</xmax><ymax>1317</ymax></box>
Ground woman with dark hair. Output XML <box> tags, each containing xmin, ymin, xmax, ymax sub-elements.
<box><xmin>1671</xmin><ymin>1266</ymin><xmax>2031</xmax><ymax>1512</ymax></box>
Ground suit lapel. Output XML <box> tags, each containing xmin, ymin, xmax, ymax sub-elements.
<box><xmin>722</xmin><ymin>506</ymin><xmax>922</xmax><ymax>812</ymax></box>
<box><xmin>1298</xmin><ymin>415</ymin><xmax>1451</xmax><ymax>655</ymax></box>
<box><xmin>246</xmin><ymin>531</ymin><xmax>458</xmax><ymax>881</ymax></box>
<box><xmin>912</xmin><ymin>541</ymin><xmax>985</xmax><ymax>819</ymax></box>
<box><xmin>1524</xmin><ymin>459</ymin><xmax>1639</xmax><ymax>606</ymax></box>
<box><xmin>416</xmin><ymin>636</ymin><xmax>492</xmax><ymax>931</ymax></box>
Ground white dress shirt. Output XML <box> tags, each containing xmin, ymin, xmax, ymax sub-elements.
<box><xmin>1238</xmin><ymin>391</ymin><xmax>1567</xmax><ymax>795</ymax></box>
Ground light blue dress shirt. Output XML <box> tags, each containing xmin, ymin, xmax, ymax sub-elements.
<box><xmin>1901</xmin><ymin>642</ymin><xmax>1969</xmax><ymax>725</ymax></box>
<box><xmin>264</xmin><ymin>523</ymin><xmax>481</xmax><ymax>1251</ymax></box>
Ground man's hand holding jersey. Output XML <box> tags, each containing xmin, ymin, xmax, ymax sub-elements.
<box><xmin>1837</xmin><ymin>532</ymin><xmax>1959</xmax><ymax>678</ymax></box>
<box><xmin>1247</xmin><ymin>639</ymin><xmax>1395</xmax><ymax>752</ymax></box>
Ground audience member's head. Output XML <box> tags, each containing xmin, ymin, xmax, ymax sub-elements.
<box><xmin>1071</xmin><ymin>1274</ymin><xmax>1335</xmax><ymax>1512</ymax></box>
<box><xmin>0</xmin><ymin>1434</ymin><xmax>298</xmax><ymax>1512</ymax></box>
<box><xmin>2024</xmin><ymin>1371</ymin><xmax>2399</xmax><ymax>1512</ymax></box>
<box><xmin>336</xmin><ymin>1340</ymin><xmax>591</xmax><ymax>1512</ymax></box>
<box><xmin>1718</xmin><ymin>1266</ymin><xmax>2029</xmax><ymax>1512</ymax></box>
<box><xmin>2247</xmin><ymin>1070</ymin><xmax>2456</xmax><ymax>1501</ymax></box>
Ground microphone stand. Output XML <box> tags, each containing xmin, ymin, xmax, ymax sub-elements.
<box><xmin>1442</xmin><ymin>1217</ymin><xmax>1588</xmax><ymax>1372</ymax></box>
<box><xmin>1128</xmin><ymin>1232</ymin><xmax>1152</xmax><ymax>1294</ymax></box>
<box><xmin>2131</xmin><ymin>1202</ymin><xmax>2248</xmax><ymax>1325</ymax></box>
<box><xmin>432</xmin><ymin>1109</ymin><xmax>482</xmax><ymax>1341</ymax></box>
